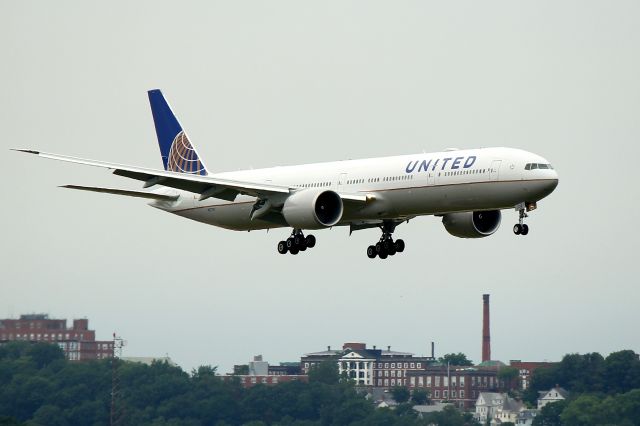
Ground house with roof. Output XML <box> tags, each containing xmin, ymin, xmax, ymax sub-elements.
<box><xmin>537</xmin><ymin>387</ymin><xmax>569</xmax><ymax>409</ymax></box>
<box><xmin>475</xmin><ymin>392</ymin><xmax>526</xmax><ymax>425</ymax></box>
<box><xmin>475</xmin><ymin>392</ymin><xmax>504</xmax><ymax>423</ymax></box>
<box><xmin>515</xmin><ymin>409</ymin><xmax>538</xmax><ymax>425</ymax></box>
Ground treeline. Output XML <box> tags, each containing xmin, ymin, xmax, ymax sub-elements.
<box><xmin>524</xmin><ymin>350</ymin><xmax>640</xmax><ymax>425</ymax></box>
<box><xmin>0</xmin><ymin>342</ymin><xmax>477</xmax><ymax>426</ymax></box>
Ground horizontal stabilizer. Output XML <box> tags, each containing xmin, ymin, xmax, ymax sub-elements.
<box><xmin>61</xmin><ymin>185</ymin><xmax>179</xmax><ymax>201</ymax></box>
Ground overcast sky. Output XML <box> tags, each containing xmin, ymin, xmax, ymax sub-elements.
<box><xmin>1</xmin><ymin>1</ymin><xmax>639</xmax><ymax>373</ymax></box>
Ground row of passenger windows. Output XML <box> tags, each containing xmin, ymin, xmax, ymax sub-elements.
<box><xmin>525</xmin><ymin>163</ymin><xmax>554</xmax><ymax>170</ymax></box>
<box><xmin>299</xmin><ymin>182</ymin><xmax>330</xmax><ymax>188</ymax></box>
<box><xmin>443</xmin><ymin>169</ymin><xmax>486</xmax><ymax>177</ymax></box>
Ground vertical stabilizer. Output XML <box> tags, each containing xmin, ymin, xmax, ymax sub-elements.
<box><xmin>147</xmin><ymin>89</ymin><xmax>208</xmax><ymax>175</ymax></box>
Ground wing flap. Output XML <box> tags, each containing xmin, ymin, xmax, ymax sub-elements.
<box><xmin>61</xmin><ymin>185</ymin><xmax>179</xmax><ymax>201</ymax></box>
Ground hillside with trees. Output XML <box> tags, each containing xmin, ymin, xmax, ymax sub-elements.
<box><xmin>0</xmin><ymin>342</ymin><xmax>477</xmax><ymax>426</ymax></box>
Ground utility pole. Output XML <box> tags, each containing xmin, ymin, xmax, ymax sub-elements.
<box><xmin>110</xmin><ymin>333</ymin><xmax>126</xmax><ymax>426</ymax></box>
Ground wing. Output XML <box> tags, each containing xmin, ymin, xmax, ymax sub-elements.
<box><xmin>15</xmin><ymin>149</ymin><xmax>291</xmax><ymax>202</ymax></box>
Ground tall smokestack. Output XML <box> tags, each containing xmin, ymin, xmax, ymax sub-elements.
<box><xmin>482</xmin><ymin>294</ymin><xmax>491</xmax><ymax>362</ymax></box>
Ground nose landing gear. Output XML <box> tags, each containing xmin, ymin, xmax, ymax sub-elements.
<box><xmin>277</xmin><ymin>229</ymin><xmax>316</xmax><ymax>255</ymax></box>
<box><xmin>513</xmin><ymin>202</ymin><xmax>535</xmax><ymax>236</ymax></box>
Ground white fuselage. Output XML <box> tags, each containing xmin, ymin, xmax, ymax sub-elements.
<box><xmin>151</xmin><ymin>147</ymin><xmax>558</xmax><ymax>231</ymax></box>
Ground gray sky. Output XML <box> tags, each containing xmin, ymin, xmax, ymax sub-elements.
<box><xmin>1</xmin><ymin>1</ymin><xmax>639</xmax><ymax>373</ymax></box>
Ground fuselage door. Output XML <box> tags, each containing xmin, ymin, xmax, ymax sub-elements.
<box><xmin>337</xmin><ymin>173</ymin><xmax>347</xmax><ymax>189</ymax></box>
<box><xmin>490</xmin><ymin>160</ymin><xmax>502</xmax><ymax>181</ymax></box>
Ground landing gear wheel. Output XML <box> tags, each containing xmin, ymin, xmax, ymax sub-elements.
<box><xmin>293</xmin><ymin>234</ymin><xmax>304</xmax><ymax>247</ymax></box>
<box><xmin>277</xmin><ymin>241</ymin><xmax>288</xmax><ymax>254</ymax></box>
<box><xmin>286</xmin><ymin>238</ymin><xmax>295</xmax><ymax>249</ymax></box>
<box><xmin>367</xmin><ymin>246</ymin><xmax>377</xmax><ymax>259</ymax></box>
<box><xmin>375</xmin><ymin>242</ymin><xmax>382</xmax><ymax>253</ymax></box>
<box><xmin>513</xmin><ymin>224</ymin><xmax>522</xmax><ymax>235</ymax></box>
<box><xmin>305</xmin><ymin>234</ymin><xmax>316</xmax><ymax>248</ymax></box>
<box><xmin>521</xmin><ymin>224</ymin><xmax>529</xmax><ymax>235</ymax></box>
<box><xmin>379</xmin><ymin>250</ymin><xmax>388</xmax><ymax>259</ymax></box>
<box><xmin>395</xmin><ymin>239</ymin><xmax>405</xmax><ymax>253</ymax></box>
<box><xmin>289</xmin><ymin>247</ymin><xmax>299</xmax><ymax>255</ymax></box>
<box><xmin>382</xmin><ymin>239</ymin><xmax>393</xmax><ymax>252</ymax></box>
<box><xmin>387</xmin><ymin>245</ymin><xmax>397</xmax><ymax>256</ymax></box>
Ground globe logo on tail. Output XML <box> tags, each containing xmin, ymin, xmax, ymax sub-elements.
<box><xmin>166</xmin><ymin>131</ymin><xmax>207</xmax><ymax>175</ymax></box>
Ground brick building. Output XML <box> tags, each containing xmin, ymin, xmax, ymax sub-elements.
<box><xmin>509</xmin><ymin>360</ymin><xmax>556</xmax><ymax>390</ymax></box>
<box><xmin>407</xmin><ymin>366</ymin><xmax>509</xmax><ymax>410</ymax></box>
<box><xmin>0</xmin><ymin>314</ymin><xmax>113</xmax><ymax>361</ymax></box>
<box><xmin>227</xmin><ymin>355</ymin><xmax>307</xmax><ymax>388</ymax></box>
<box><xmin>301</xmin><ymin>342</ymin><xmax>436</xmax><ymax>387</ymax></box>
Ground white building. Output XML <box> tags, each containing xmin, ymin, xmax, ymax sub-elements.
<box><xmin>537</xmin><ymin>387</ymin><xmax>569</xmax><ymax>409</ymax></box>
<box><xmin>475</xmin><ymin>392</ymin><xmax>504</xmax><ymax>423</ymax></box>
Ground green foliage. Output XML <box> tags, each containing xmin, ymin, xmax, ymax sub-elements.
<box><xmin>438</xmin><ymin>353</ymin><xmax>473</xmax><ymax>366</ymax></box>
<box><xmin>524</xmin><ymin>350</ymin><xmax>640</xmax><ymax>405</ymax></box>
<box><xmin>531</xmin><ymin>401</ymin><xmax>567</xmax><ymax>426</ymax></box>
<box><xmin>420</xmin><ymin>405</ymin><xmax>480</xmax><ymax>426</ymax></box>
<box><xmin>411</xmin><ymin>389</ymin><xmax>429</xmax><ymax>405</ymax></box>
<box><xmin>391</xmin><ymin>386</ymin><xmax>410</xmax><ymax>403</ymax></box>
<box><xmin>307</xmin><ymin>360</ymin><xmax>339</xmax><ymax>385</ymax></box>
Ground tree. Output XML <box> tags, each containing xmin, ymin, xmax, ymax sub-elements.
<box><xmin>532</xmin><ymin>400</ymin><xmax>568</xmax><ymax>426</ymax></box>
<box><xmin>390</xmin><ymin>386</ymin><xmax>410</xmax><ymax>403</ymax></box>
<box><xmin>604</xmin><ymin>350</ymin><xmax>640</xmax><ymax>394</ymax></box>
<box><xmin>438</xmin><ymin>353</ymin><xmax>473</xmax><ymax>366</ymax></box>
<box><xmin>308</xmin><ymin>360</ymin><xmax>339</xmax><ymax>385</ymax></box>
<box><xmin>411</xmin><ymin>389</ymin><xmax>429</xmax><ymax>405</ymax></box>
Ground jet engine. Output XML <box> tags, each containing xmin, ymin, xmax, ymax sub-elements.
<box><xmin>282</xmin><ymin>189</ymin><xmax>344</xmax><ymax>229</ymax></box>
<box><xmin>442</xmin><ymin>210</ymin><xmax>501</xmax><ymax>238</ymax></box>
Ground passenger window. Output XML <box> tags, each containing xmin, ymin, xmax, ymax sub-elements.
<box><xmin>531</xmin><ymin>164</ymin><xmax>538</xmax><ymax>170</ymax></box>
<box><xmin>525</xmin><ymin>163</ymin><xmax>531</xmax><ymax>170</ymax></box>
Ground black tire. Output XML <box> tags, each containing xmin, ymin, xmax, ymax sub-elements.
<box><xmin>388</xmin><ymin>245</ymin><xmax>397</xmax><ymax>256</ymax></box>
<box><xmin>375</xmin><ymin>242</ymin><xmax>382</xmax><ymax>253</ymax></box>
<box><xmin>299</xmin><ymin>243</ymin><xmax>307</xmax><ymax>251</ymax></box>
<box><xmin>305</xmin><ymin>234</ymin><xmax>316</xmax><ymax>248</ymax></box>
<box><xmin>294</xmin><ymin>234</ymin><xmax>304</xmax><ymax>247</ymax></box>
<box><xmin>513</xmin><ymin>224</ymin><xmax>522</xmax><ymax>235</ymax></box>
<box><xmin>290</xmin><ymin>247</ymin><xmax>299</xmax><ymax>255</ymax></box>
<box><xmin>395</xmin><ymin>239</ymin><xmax>405</xmax><ymax>253</ymax></box>
<box><xmin>379</xmin><ymin>250</ymin><xmax>388</xmax><ymax>260</ymax></box>
<box><xmin>367</xmin><ymin>246</ymin><xmax>377</xmax><ymax>259</ymax></box>
<box><xmin>521</xmin><ymin>224</ymin><xmax>529</xmax><ymax>235</ymax></box>
<box><xmin>277</xmin><ymin>241</ymin><xmax>288</xmax><ymax>254</ymax></box>
<box><xmin>286</xmin><ymin>238</ymin><xmax>295</xmax><ymax>248</ymax></box>
<box><xmin>383</xmin><ymin>239</ymin><xmax>393</xmax><ymax>251</ymax></box>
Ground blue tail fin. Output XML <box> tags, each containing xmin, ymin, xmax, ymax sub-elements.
<box><xmin>148</xmin><ymin>89</ymin><xmax>208</xmax><ymax>175</ymax></box>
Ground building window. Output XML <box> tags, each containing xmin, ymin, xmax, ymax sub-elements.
<box><xmin>391</xmin><ymin>379</ymin><xmax>395</xmax><ymax>386</ymax></box>
<box><xmin>251</xmin><ymin>377</ymin><xmax>257</xmax><ymax>384</ymax></box>
<box><xmin>385</xmin><ymin>371</ymin><xmax>389</xmax><ymax>377</ymax></box>
<box><xmin>427</xmin><ymin>376</ymin><xmax>432</xmax><ymax>387</ymax></box>
<box><xmin>460</xmin><ymin>390</ymin><xmax>465</xmax><ymax>398</ymax></box>
<box><xmin>435</xmin><ymin>376</ymin><xmax>441</xmax><ymax>386</ymax></box>
<box><xmin>272</xmin><ymin>377</ymin><xmax>278</xmax><ymax>384</ymax></box>
<box><xmin>435</xmin><ymin>390</ymin><xmax>440</xmax><ymax>398</ymax></box>
<box><xmin>384</xmin><ymin>379</ymin><xmax>388</xmax><ymax>386</ymax></box>
<box><xmin>391</xmin><ymin>371</ymin><xmax>396</xmax><ymax>377</ymax></box>
<box><xmin>391</xmin><ymin>363</ymin><xmax>395</xmax><ymax>368</ymax></box>
<box><xmin>452</xmin><ymin>390</ymin><xmax>456</xmax><ymax>398</ymax></box>
<box><xmin>444</xmin><ymin>376</ymin><xmax>449</xmax><ymax>387</ymax></box>
<box><xmin>410</xmin><ymin>363</ymin><xmax>415</xmax><ymax>368</ymax></box>
<box><xmin>443</xmin><ymin>390</ymin><xmax>448</xmax><ymax>399</ymax></box>
<box><xmin>385</xmin><ymin>363</ymin><xmax>389</xmax><ymax>368</ymax></box>
<box><xmin>404</xmin><ymin>363</ymin><xmax>408</xmax><ymax>368</ymax></box>
<box><xmin>418</xmin><ymin>377</ymin><xmax>424</xmax><ymax>386</ymax></box>
<box><xmin>410</xmin><ymin>377</ymin><xmax>415</xmax><ymax>386</ymax></box>
<box><xmin>460</xmin><ymin>376</ymin><xmax>465</xmax><ymax>387</ymax></box>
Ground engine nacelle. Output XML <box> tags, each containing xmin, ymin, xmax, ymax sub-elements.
<box><xmin>442</xmin><ymin>210</ymin><xmax>501</xmax><ymax>238</ymax></box>
<box><xmin>282</xmin><ymin>189</ymin><xmax>344</xmax><ymax>229</ymax></box>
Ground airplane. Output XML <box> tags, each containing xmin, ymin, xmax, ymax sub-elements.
<box><xmin>14</xmin><ymin>89</ymin><xmax>559</xmax><ymax>259</ymax></box>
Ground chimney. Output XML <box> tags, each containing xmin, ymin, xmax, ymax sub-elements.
<box><xmin>431</xmin><ymin>341</ymin><xmax>435</xmax><ymax>359</ymax></box>
<box><xmin>373</xmin><ymin>345</ymin><xmax>376</xmax><ymax>350</ymax></box>
<box><xmin>387</xmin><ymin>345</ymin><xmax>391</xmax><ymax>352</ymax></box>
<box><xmin>482</xmin><ymin>294</ymin><xmax>491</xmax><ymax>362</ymax></box>
<box><xmin>327</xmin><ymin>345</ymin><xmax>331</xmax><ymax>351</ymax></box>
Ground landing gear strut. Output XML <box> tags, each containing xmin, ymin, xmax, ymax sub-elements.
<box><xmin>367</xmin><ymin>221</ymin><xmax>405</xmax><ymax>260</ymax></box>
<box><xmin>513</xmin><ymin>202</ymin><xmax>534</xmax><ymax>236</ymax></box>
<box><xmin>277</xmin><ymin>229</ymin><xmax>316</xmax><ymax>255</ymax></box>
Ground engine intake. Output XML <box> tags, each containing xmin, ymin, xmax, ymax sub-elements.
<box><xmin>442</xmin><ymin>210</ymin><xmax>502</xmax><ymax>238</ymax></box>
<box><xmin>282</xmin><ymin>189</ymin><xmax>344</xmax><ymax>229</ymax></box>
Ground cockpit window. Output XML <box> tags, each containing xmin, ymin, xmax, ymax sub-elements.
<box><xmin>525</xmin><ymin>163</ymin><xmax>553</xmax><ymax>170</ymax></box>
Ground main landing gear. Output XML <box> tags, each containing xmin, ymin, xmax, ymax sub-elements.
<box><xmin>367</xmin><ymin>222</ymin><xmax>405</xmax><ymax>260</ymax></box>
<box><xmin>513</xmin><ymin>202</ymin><xmax>535</xmax><ymax>236</ymax></box>
<box><xmin>277</xmin><ymin>229</ymin><xmax>316</xmax><ymax>255</ymax></box>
